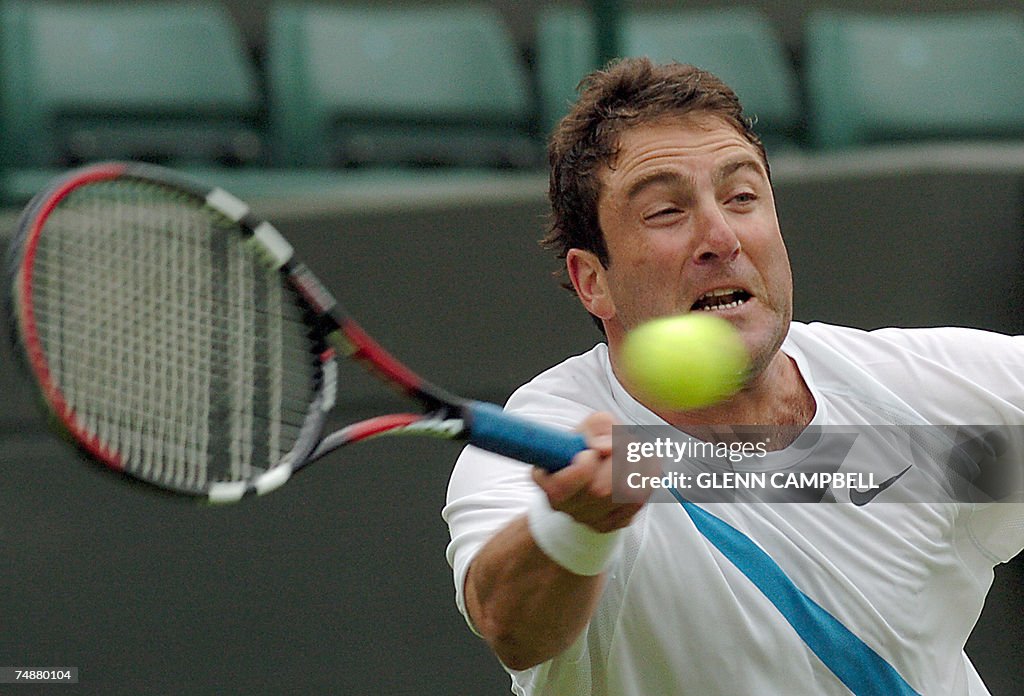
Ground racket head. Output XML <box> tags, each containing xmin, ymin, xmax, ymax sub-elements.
<box><xmin>5</xmin><ymin>162</ymin><xmax>334</xmax><ymax>501</ymax></box>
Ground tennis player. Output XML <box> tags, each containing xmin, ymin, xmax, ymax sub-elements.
<box><xmin>443</xmin><ymin>58</ymin><xmax>1024</xmax><ymax>695</ymax></box>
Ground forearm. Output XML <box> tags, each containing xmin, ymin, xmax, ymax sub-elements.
<box><xmin>464</xmin><ymin>514</ymin><xmax>606</xmax><ymax>671</ymax></box>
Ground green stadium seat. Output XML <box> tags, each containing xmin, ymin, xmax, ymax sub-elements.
<box><xmin>805</xmin><ymin>11</ymin><xmax>1024</xmax><ymax>149</ymax></box>
<box><xmin>536</xmin><ymin>7</ymin><xmax>802</xmax><ymax>152</ymax></box>
<box><xmin>265</xmin><ymin>4</ymin><xmax>539</xmax><ymax>169</ymax></box>
<box><xmin>0</xmin><ymin>0</ymin><xmax>264</xmax><ymax>169</ymax></box>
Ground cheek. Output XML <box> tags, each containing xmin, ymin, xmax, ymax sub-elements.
<box><xmin>761</xmin><ymin>231</ymin><xmax>792</xmax><ymax>281</ymax></box>
<box><xmin>605</xmin><ymin>260</ymin><xmax>684</xmax><ymax>323</ymax></box>
<box><xmin>608</xmin><ymin>231</ymin><xmax>699</xmax><ymax>294</ymax></box>
<box><xmin>742</xmin><ymin>217</ymin><xmax>787</xmax><ymax>269</ymax></box>
<box><xmin>620</xmin><ymin>231</ymin><xmax>694</xmax><ymax>272</ymax></box>
<box><xmin>612</xmin><ymin>236</ymin><xmax>685</xmax><ymax>286</ymax></box>
<box><xmin>749</xmin><ymin>234</ymin><xmax>794</xmax><ymax>309</ymax></box>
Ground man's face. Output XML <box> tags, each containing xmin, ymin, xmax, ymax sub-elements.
<box><xmin>577</xmin><ymin>114</ymin><xmax>793</xmax><ymax>376</ymax></box>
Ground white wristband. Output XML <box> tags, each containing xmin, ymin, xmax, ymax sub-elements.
<box><xmin>527</xmin><ymin>494</ymin><xmax>624</xmax><ymax>576</ymax></box>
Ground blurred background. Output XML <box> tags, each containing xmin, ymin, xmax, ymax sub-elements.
<box><xmin>0</xmin><ymin>0</ymin><xmax>1022</xmax><ymax>693</ymax></box>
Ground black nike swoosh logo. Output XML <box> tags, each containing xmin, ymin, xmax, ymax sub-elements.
<box><xmin>849</xmin><ymin>465</ymin><xmax>912</xmax><ymax>506</ymax></box>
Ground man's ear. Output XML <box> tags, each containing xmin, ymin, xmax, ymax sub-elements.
<box><xmin>566</xmin><ymin>248</ymin><xmax>615</xmax><ymax>321</ymax></box>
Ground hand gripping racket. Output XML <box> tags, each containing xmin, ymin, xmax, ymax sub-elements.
<box><xmin>5</xmin><ymin>162</ymin><xmax>587</xmax><ymax>502</ymax></box>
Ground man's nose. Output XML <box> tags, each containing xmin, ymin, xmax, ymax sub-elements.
<box><xmin>692</xmin><ymin>205</ymin><xmax>741</xmax><ymax>264</ymax></box>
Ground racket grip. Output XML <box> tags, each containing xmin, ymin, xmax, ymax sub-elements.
<box><xmin>464</xmin><ymin>402</ymin><xmax>589</xmax><ymax>473</ymax></box>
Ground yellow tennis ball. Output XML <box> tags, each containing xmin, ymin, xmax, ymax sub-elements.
<box><xmin>620</xmin><ymin>313</ymin><xmax>750</xmax><ymax>410</ymax></box>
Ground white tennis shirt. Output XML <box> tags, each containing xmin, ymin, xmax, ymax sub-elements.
<box><xmin>443</xmin><ymin>322</ymin><xmax>1024</xmax><ymax>695</ymax></box>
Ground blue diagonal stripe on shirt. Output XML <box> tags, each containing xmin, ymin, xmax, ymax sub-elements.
<box><xmin>668</xmin><ymin>489</ymin><xmax>921</xmax><ymax>696</ymax></box>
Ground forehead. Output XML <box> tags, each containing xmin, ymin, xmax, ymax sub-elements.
<box><xmin>603</xmin><ymin>114</ymin><xmax>764</xmax><ymax>185</ymax></box>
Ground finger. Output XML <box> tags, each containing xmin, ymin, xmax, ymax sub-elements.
<box><xmin>578</xmin><ymin>412</ymin><xmax>614</xmax><ymax>453</ymax></box>
<box><xmin>532</xmin><ymin>447</ymin><xmax>601</xmax><ymax>505</ymax></box>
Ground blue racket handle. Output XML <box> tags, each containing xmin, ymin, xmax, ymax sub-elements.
<box><xmin>464</xmin><ymin>402</ymin><xmax>588</xmax><ymax>472</ymax></box>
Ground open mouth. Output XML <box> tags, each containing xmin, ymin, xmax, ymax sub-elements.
<box><xmin>691</xmin><ymin>288</ymin><xmax>752</xmax><ymax>312</ymax></box>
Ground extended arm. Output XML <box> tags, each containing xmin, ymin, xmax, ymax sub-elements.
<box><xmin>463</xmin><ymin>413</ymin><xmax>649</xmax><ymax>670</ymax></box>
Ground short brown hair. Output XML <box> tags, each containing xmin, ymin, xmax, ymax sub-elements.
<box><xmin>543</xmin><ymin>57</ymin><xmax>768</xmax><ymax>280</ymax></box>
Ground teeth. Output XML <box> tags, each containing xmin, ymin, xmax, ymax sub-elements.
<box><xmin>700</xmin><ymin>288</ymin><xmax>742</xmax><ymax>299</ymax></box>
<box><xmin>694</xmin><ymin>288</ymin><xmax>748</xmax><ymax>311</ymax></box>
<box><xmin>701</xmin><ymin>300</ymin><xmax>743</xmax><ymax>311</ymax></box>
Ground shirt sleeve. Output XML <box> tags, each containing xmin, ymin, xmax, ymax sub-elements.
<box><xmin>441</xmin><ymin>380</ymin><xmax>599</xmax><ymax>632</ymax></box>
<box><xmin>863</xmin><ymin>327</ymin><xmax>1024</xmax><ymax>563</ymax></box>
<box><xmin>442</xmin><ymin>444</ymin><xmax>541</xmax><ymax>633</ymax></box>
<box><xmin>964</xmin><ymin>501</ymin><xmax>1024</xmax><ymax>564</ymax></box>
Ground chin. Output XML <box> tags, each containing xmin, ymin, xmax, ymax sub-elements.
<box><xmin>738</xmin><ymin>317</ymin><xmax>790</xmax><ymax>377</ymax></box>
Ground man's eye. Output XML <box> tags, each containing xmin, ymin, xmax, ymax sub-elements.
<box><xmin>646</xmin><ymin>207</ymin><xmax>681</xmax><ymax>220</ymax></box>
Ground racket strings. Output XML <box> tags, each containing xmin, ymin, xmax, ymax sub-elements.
<box><xmin>27</xmin><ymin>309</ymin><xmax>312</xmax><ymax>364</ymax></box>
<box><xmin>27</xmin><ymin>181</ymin><xmax>319</xmax><ymax>492</ymax></box>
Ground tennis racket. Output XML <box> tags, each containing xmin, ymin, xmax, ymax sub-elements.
<box><xmin>5</xmin><ymin>161</ymin><xmax>587</xmax><ymax>503</ymax></box>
